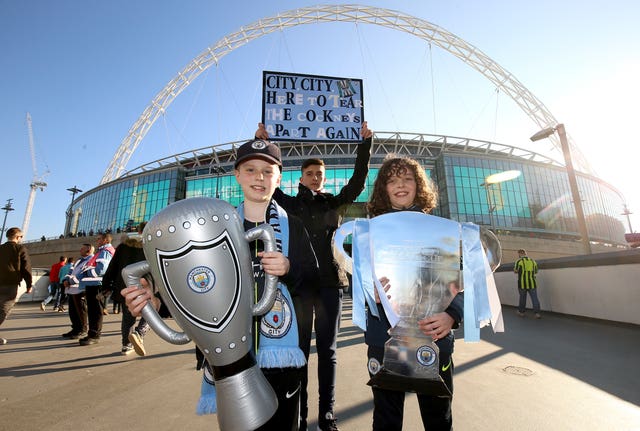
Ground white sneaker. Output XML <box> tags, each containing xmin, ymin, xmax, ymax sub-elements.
<box><xmin>121</xmin><ymin>344</ymin><xmax>134</xmax><ymax>355</ymax></box>
<box><xmin>40</xmin><ymin>302</ymin><xmax>46</xmax><ymax>311</ymax></box>
<box><xmin>128</xmin><ymin>331</ymin><xmax>146</xmax><ymax>356</ymax></box>
<box><xmin>1</xmin><ymin>338</ymin><xmax>7</xmax><ymax>345</ymax></box>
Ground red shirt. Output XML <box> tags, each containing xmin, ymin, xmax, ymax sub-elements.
<box><xmin>49</xmin><ymin>260</ymin><xmax>66</xmax><ymax>283</ymax></box>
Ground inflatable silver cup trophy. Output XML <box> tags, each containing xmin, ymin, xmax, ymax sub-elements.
<box><xmin>121</xmin><ymin>197</ymin><xmax>279</xmax><ymax>431</ymax></box>
<box><xmin>334</xmin><ymin>212</ymin><xmax>501</xmax><ymax>396</ymax></box>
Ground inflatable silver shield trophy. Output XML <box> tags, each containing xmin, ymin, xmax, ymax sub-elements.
<box><xmin>122</xmin><ymin>197</ymin><xmax>278</xmax><ymax>431</ymax></box>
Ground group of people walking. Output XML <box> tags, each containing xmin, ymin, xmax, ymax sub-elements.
<box><xmin>56</xmin><ymin>230</ymin><xmax>150</xmax><ymax>355</ymax></box>
<box><xmin>0</xmin><ymin>229</ymin><xmax>151</xmax><ymax>358</ymax></box>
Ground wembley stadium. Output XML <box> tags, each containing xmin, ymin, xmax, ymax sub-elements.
<box><xmin>63</xmin><ymin>131</ymin><xmax>628</xmax><ymax>256</ymax></box>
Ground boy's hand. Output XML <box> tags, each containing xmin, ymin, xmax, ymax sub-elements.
<box><xmin>361</xmin><ymin>121</ymin><xmax>373</xmax><ymax>139</ymax></box>
<box><xmin>121</xmin><ymin>278</ymin><xmax>157</xmax><ymax>317</ymax></box>
<box><xmin>418</xmin><ymin>312</ymin><xmax>454</xmax><ymax>341</ymax></box>
<box><xmin>255</xmin><ymin>123</ymin><xmax>269</xmax><ymax>140</ymax></box>
<box><xmin>258</xmin><ymin>251</ymin><xmax>290</xmax><ymax>276</ymax></box>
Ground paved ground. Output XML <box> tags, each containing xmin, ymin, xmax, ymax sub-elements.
<box><xmin>1</xmin><ymin>299</ymin><xmax>639</xmax><ymax>431</ymax></box>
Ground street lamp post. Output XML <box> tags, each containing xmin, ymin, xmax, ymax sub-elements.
<box><xmin>65</xmin><ymin>186</ymin><xmax>82</xmax><ymax>235</ymax></box>
<box><xmin>1</xmin><ymin>199</ymin><xmax>15</xmax><ymax>240</ymax></box>
<box><xmin>621</xmin><ymin>204</ymin><xmax>634</xmax><ymax>233</ymax></box>
<box><xmin>531</xmin><ymin>123</ymin><xmax>592</xmax><ymax>254</ymax></box>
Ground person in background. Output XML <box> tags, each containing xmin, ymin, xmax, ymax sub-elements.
<box><xmin>514</xmin><ymin>248</ymin><xmax>541</xmax><ymax>319</ymax></box>
<box><xmin>364</xmin><ymin>155</ymin><xmax>463</xmax><ymax>431</ymax></box>
<box><xmin>255</xmin><ymin>121</ymin><xmax>372</xmax><ymax>431</ymax></box>
<box><xmin>102</xmin><ymin>222</ymin><xmax>150</xmax><ymax>355</ymax></box>
<box><xmin>0</xmin><ymin>227</ymin><xmax>32</xmax><ymax>345</ymax></box>
<box><xmin>58</xmin><ymin>257</ymin><xmax>75</xmax><ymax>283</ymax></box>
<box><xmin>40</xmin><ymin>256</ymin><xmax>67</xmax><ymax>312</ymax></box>
<box><xmin>53</xmin><ymin>257</ymin><xmax>73</xmax><ymax>313</ymax></box>
<box><xmin>78</xmin><ymin>233</ymin><xmax>114</xmax><ymax>346</ymax></box>
<box><xmin>61</xmin><ymin>244</ymin><xmax>94</xmax><ymax>339</ymax></box>
<box><xmin>111</xmin><ymin>292</ymin><xmax>122</xmax><ymax>314</ymax></box>
<box><xmin>55</xmin><ymin>257</ymin><xmax>74</xmax><ymax>312</ymax></box>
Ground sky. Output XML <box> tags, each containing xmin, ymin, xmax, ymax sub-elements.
<box><xmin>2</xmin><ymin>0</ymin><xmax>639</xmax><ymax>241</ymax></box>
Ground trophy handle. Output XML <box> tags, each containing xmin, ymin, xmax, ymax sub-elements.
<box><xmin>121</xmin><ymin>261</ymin><xmax>191</xmax><ymax>345</ymax></box>
<box><xmin>332</xmin><ymin>220</ymin><xmax>355</xmax><ymax>275</ymax></box>
<box><xmin>479</xmin><ymin>227</ymin><xmax>502</xmax><ymax>272</ymax></box>
<box><xmin>244</xmin><ymin>224</ymin><xmax>279</xmax><ymax>316</ymax></box>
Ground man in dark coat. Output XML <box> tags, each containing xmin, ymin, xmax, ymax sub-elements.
<box><xmin>0</xmin><ymin>227</ymin><xmax>32</xmax><ymax>345</ymax></box>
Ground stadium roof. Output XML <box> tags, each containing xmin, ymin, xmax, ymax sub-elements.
<box><xmin>120</xmin><ymin>131</ymin><xmax>562</xmax><ymax>179</ymax></box>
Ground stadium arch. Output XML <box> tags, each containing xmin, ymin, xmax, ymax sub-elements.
<box><xmin>102</xmin><ymin>4</ymin><xmax>590</xmax><ymax>185</ymax></box>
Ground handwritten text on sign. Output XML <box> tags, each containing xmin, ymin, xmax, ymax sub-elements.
<box><xmin>262</xmin><ymin>71</ymin><xmax>364</xmax><ymax>142</ymax></box>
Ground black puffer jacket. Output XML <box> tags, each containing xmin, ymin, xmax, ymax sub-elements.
<box><xmin>102</xmin><ymin>234</ymin><xmax>145</xmax><ymax>303</ymax></box>
<box><xmin>273</xmin><ymin>136</ymin><xmax>372</xmax><ymax>289</ymax></box>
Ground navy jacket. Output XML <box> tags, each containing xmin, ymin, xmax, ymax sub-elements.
<box><xmin>273</xmin><ymin>136</ymin><xmax>372</xmax><ymax>289</ymax></box>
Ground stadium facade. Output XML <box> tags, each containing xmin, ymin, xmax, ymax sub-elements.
<box><xmin>64</xmin><ymin>132</ymin><xmax>628</xmax><ymax>249</ymax></box>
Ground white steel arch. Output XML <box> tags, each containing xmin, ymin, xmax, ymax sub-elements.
<box><xmin>102</xmin><ymin>4</ymin><xmax>590</xmax><ymax>184</ymax></box>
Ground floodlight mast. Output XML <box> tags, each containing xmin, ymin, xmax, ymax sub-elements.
<box><xmin>65</xmin><ymin>186</ymin><xmax>83</xmax><ymax>235</ymax></box>
<box><xmin>621</xmin><ymin>204</ymin><xmax>634</xmax><ymax>234</ymax></box>
<box><xmin>529</xmin><ymin>127</ymin><xmax>556</xmax><ymax>142</ymax></box>
<box><xmin>1</xmin><ymin>199</ymin><xmax>15</xmax><ymax>239</ymax></box>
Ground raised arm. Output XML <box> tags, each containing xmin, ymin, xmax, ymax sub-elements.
<box><xmin>332</xmin><ymin>121</ymin><xmax>373</xmax><ymax>206</ymax></box>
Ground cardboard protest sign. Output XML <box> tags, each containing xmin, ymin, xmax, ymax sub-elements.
<box><xmin>262</xmin><ymin>71</ymin><xmax>364</xmax><ymax>142</ymax></box>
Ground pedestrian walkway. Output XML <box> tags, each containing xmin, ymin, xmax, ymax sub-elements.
<box><xmin>1</xmin><ymin>299</ymin><xmax>639</xmax><ymax>431</ymax></box>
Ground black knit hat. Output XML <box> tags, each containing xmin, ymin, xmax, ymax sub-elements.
<box><xmin>234</xmin><ymin>139</ymin><xmax>282</xmax><ymax>169</ymax></box>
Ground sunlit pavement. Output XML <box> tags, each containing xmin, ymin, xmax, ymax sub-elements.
<box><xmin>1</xmin><ymin>299</ymin><xmax>639</xmax><ymax>431</ymax></box>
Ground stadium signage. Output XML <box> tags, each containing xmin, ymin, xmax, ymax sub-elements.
<box><xmin>262</xmin><ymin>71</ymin><xmax>364</xmax><ymax>142</ymax></box>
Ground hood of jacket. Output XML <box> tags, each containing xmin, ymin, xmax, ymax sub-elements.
<box><xmin>120</xmin><ymin>233</ymin><xmax>143</xmax><ymax>248</ymax></box>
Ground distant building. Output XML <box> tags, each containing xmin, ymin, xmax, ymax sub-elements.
<box><xmin>64</xmin><ymin>132</ymin><xmax>627</xmax><ymax>250</ymax></box>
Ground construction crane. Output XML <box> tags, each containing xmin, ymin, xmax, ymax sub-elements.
<box><xmin>22</xmin><ymin>112</ymin><xmax>48</xmax><ymax>237</ymax></box>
